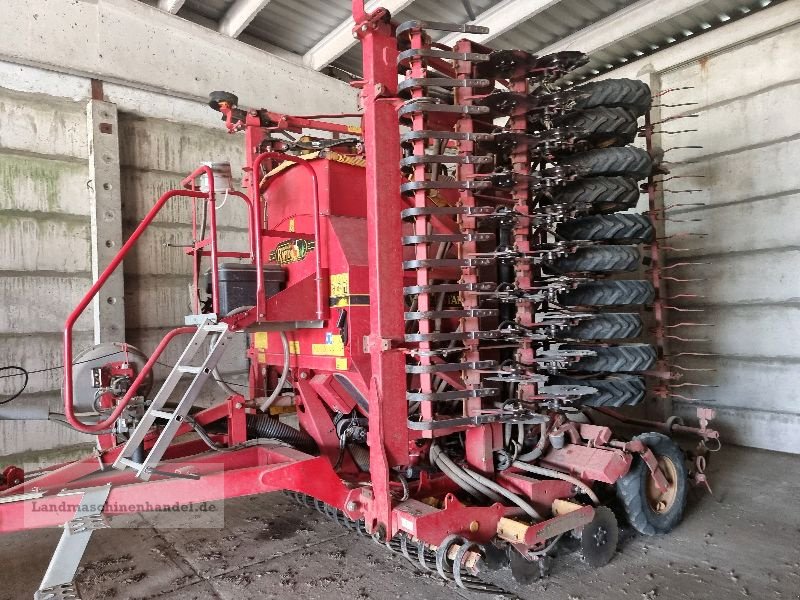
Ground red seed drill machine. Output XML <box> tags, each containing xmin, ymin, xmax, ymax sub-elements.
<box><xmin>0</xmin><ymin>2</ymin><xmax>720</xmax><ymax>597</ymax></box>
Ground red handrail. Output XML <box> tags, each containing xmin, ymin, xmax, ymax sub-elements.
<box><xmin>251</xmin><ymin>152</ymin><xmax>325</xmax><ymax>320</ymax></box>
<box><xmin>181</xmin><ymin>166</ymin><xmax>220</xmax><ymax>313</ymax></box>
<box><xmin>63</xmin><ymin>189</ymin><xmax>207</xmax><ymax>433</ymax></box>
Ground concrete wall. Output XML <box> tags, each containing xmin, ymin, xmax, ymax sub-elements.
<box><xmin>0</xmin><ymin>0</ymin><xmax>357</xmax><ymax>458</ymax></box>
<box><xmin>0</xmin><ymin>62</ymin><xmax>259</xmax><ymax>456</ymax></box>
<box><xmin>598</xmin><ymin>4</ymin><xmax>800</xmax><ymax>453</ymax></box>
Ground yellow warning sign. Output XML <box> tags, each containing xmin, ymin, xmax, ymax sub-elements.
<box><xmin>335</xmin><ymin>358</ymin><xmax>348</xmax><ymax>371</ymax></box>
<box><xmin>254</xmin><ymin>332</ymin><xmax>268</xmax><ymax>350</ymax></box>
<box><xmin>331</xmin><ymin>273</ymin><xmax>350</xmax><ymax>300</ymax></box>
<box><xmin>312</xmin><ymin>334</ymin><xmax>345</xmax><ymax>357</ymax></box>
<box><xmin>289</xmin><ymin>340</ymin><xmax>301</xmax><ymax>355</ymax></box>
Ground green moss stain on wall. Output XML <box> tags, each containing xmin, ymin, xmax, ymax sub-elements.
<box><xmin>0</xmin><ymin>153</ymin><xmax>89</xmax><ymax>214</ymax></box>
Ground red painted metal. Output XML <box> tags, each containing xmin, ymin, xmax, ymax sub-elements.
<box><xmin>62</xmin><ymin>187</ymin><xmax>206</xmax><ymax>433</ymax></box>
<box><xmin>3</xmin><ymin>6</ymin><xmax>725</xmax><ymax>589</ymax></box>
<box><xmin>539</xmin><ymin>445</ymin><xmax>632</xmax><ymax>485</ymax></box>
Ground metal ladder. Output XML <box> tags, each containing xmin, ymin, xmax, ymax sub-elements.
<box><xmin>113</xmin><ymin>319</ymin><xmax>233</xmax><ymax>481</ymax></box>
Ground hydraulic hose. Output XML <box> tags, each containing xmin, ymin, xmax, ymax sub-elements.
<box><xmin>430</xmin><ymin>443</ymin><xmax>497</xmax><ymax>502</ymax></box>
<box><xmin>512</xmin><ymin>461</ymin><xmax>600</xmax><ymax>505</ymax></box>
<box><xmin>212</xmin><ymin>306</ymin><xmax>255</xmax><ymax>397</ymax></box>
<box><xmin>517</xmin><ymin>422</ymin><xmax>550</xmax><ymax>463</ymax></box>
<box><xmin>246</xmin><ymin>413</ymin><xmax>317</xmax><ymax>454</ymax></box>
<box><xmin>431</xmin><ymin>443</ymin><xmax>543</xmax><ymax>520</ymax></box>
<box><xmin>259</xmin><ymin>332</ymin><xmax>290</xmax><ymax>412</ymax></box>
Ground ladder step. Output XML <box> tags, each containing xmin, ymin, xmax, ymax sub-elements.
<box><xmin>150</xmin><ymin>410</ymin><xmax>174</xmax><ymax>420</ymax></box>
<box><xmin>115</xmin><ymin>457</ymin><xmax>143</xmax><ymax>470</ymax></box>
<box><xmin>177</xmin><ymin>366</ymin><xmax>204</xmax><ymax>374</ymax></box>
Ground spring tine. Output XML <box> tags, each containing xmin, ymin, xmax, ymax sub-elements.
<box><xmin>663</xmin><ymin>305</ymin><xmax>705</xmax><ymax>312</ymax></box>
<box><xmin>650</xmin><ymin>114</ymin><xmax>700</xmax><ymax>126</ymax></box>
<box><xmin>406</xmin><ymin>360</ymin><xmax>497</xmax><ymax>374</ymax></box>
<box><xmin>401</xmin><ymin>130</ymin><xmax>495</xmax><ymax>143</ymax></box>
<box><xmin>402</xmin><ymin>232</ymin><xmax>494</xmax><ymax>245</ymax></box>
<box><xmin>667</xmin><ymin>294</ymin><xmax>705</xmax><ymax>300</ymax></box>
<box><xmin>406</xmin><ymin>388</ymin><xmax>499</xmax><ymax>402</ymax></box>
<box><xmin>670</xmin><ymin>382</ymin><xmax>718</xmax><ymax>389</ymax></box>
<box><xmin>650</xmin><ymin>129</ymin><xmax>699</xmax><ymax>134</ymax></box>
<box><xmin>404</xmin><ymin>308</ymin><xmax>498</xmax><ymax>320</ymax></box>
<box><xmin>654</xmin><ymin>86</ymin><xmax>695</xmax><ymax>97</ymax></box>
<box><xmin>401</xmin><ymin>179</ymin><xmax>494</xmax><ymax>193</ymax></box>
<box><xmin>401</xmin><ymin>205</ymin><xmax>495</xmax><ymax>218</ymax></box>
<box><xmin>662</xmin><ymin>276</ymin><xmax>705</xmax><ymax>282</ymax></box>
<box><xmin>400</xmin><ymin>154</ymin><xmax>494</xmax><ymax>167</ymax></box>
<box><xmin>664</xmin><ymin>145</ymin><xmax>704</xmax><ymax>153</ymax></box>
<box><xmin>398</xmin><ymin>77</ymin><xmax>492</xmax><ymax>93</ymax></box>
<box><xmin>399</xmin><ymin>101</ymin><xmax>490</xmax><ymax>117</ymax></box>
<box><xmin>665</xmin><ymin>322</ymin><xmax>713</xmax><ymax>328</ymax></box>
<box><xmin>397</xmin><ymin>48</ymin><xmax>492</xmax><ymax>65</ymax></box>
<box><xmin>653</xmin><ymin>261</ymin><xmax>711</xmax><ymax>271</ymax></box>
<box><xmin>403</xmin><ymin>257</ymin><xmax>494</xmax><ymax>269</ymax></box>
<box><xmin>396</xmin><ymin>20</ymin><xmax>489</xmax><ymax>36</ymax></box>
<box><xmin>664</xmin><ymin>335</ymin><xmax>711</xmax><ymax>342</ymax></box>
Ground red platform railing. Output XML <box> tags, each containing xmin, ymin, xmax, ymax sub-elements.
<box><xmin>251</xmin><ymin>152</ymin><xmax>324</xmax><ymax>320</ymax></box>
<box><xmin>62</xmin><ymin>164</ymin><xmax>261</xmax><ymax>434</ymax></box>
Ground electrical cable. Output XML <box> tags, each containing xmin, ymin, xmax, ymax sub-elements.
<box><xmin>0</xmin><ymin>366</ymin><xmax>28</xmax><ymax>406</ymax></box>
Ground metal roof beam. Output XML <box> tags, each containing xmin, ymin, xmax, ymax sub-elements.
<box><xmin>157</xmin><ymin>0</ymin><xmax>185</xmax><ymax>14</ymax></box>
<box><xmin>537</xmin><ymin>0</ymin><xmax>713</xmax><ymax>56</ymax></box>
<box><xmin>439</xmin><ymin>0</ymin><xmax>563</xmax><ymax>46</ymax></box>
<box><xmin>303</xmin><ymin>0</ymin><xmax>417</xmax><ymax>71</ymax></box>
<box><xmin>218</xmin><ymin>0</ymin><xmax>273</xmax><ymax>38</ymax></box>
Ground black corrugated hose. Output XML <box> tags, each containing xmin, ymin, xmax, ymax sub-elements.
<box><xmin>246</xmin><ymin>413</ymin><xmax>317</xmax><ymax>454</ymax></box>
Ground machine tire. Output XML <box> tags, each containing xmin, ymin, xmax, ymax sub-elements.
<box><xmin>552</xmin><ymin>176</ymin><xmax>640</xmax><ymax>214</ymax></box>
<box><xmin>554</xmin><ymin>313</ymin><xmax>643</xmax><ymax>340</ymax></box>
<box><xmin>559</xmin><ymin>107</ymin><xmax>639</xmax><ymax>147</ymax></box>
<box><xmin>545</xmin><ymin>245</ymin><xmax>640</xmax><ymax>274</ymax></box>
<box><xmin>557</xmin><ymin>213</ymin><xmax>654</xmax><ymax>244</ymax></box>
<box><xmin>550</xmin><ymin>374</ymin><xmax>645</xmax><ymax>407</ymax></box>
<box><xmin>566</xmin><ymin>147</ymin><xmax>652</xmax><ymax>180</ymax></box>
<box><xmin>574</xmin><ymin>78</ymin><xmax>652</xmax><ymax>117</ymax></box>
<box><xmin>562</xmin><ymin>343</ymin><xmax>657</xmax><ymax>373</ymax></box>
<box><xmin>558</xmin><ymin>280</ymin><xmax>655</xmax><ymax>307</ymax></box>
<box><xmin>616</xmin><ymin>433</ymin><xmax>689</xmax><ymax>535</ymax></box>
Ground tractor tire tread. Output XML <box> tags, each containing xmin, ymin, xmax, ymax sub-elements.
<box><xmin>554</xmin><ymin>312</ymin><xmax>643</xmax><ymax>341</ymax></box>
<box><xmin>562</xmin><ymin>343</ymin><xmax>657</xmax><ymax>373</ymax></box>
<box><xmin>558</xmin><ymin>213</ymin><xmax>655</xmax><ymax>243</ymax></box>
<box><xmin>558</xmin><ymin>280</ymin><xmax>655</xmax><ymax>307</ymax></box>
<box><xmin>546</xmin><ymin>245</ymin><xmax>641</xmax><ymax>274</ymax></box>
<box><xmin>566</xmin><ymin>147</ymin><xmax>652</xmax><ymax>180</ymax></box>
<box><xmin>574</xmin><ymin>78</ymin><xmax>652</xmax><ymax>117</ymax></box>
<box><xmin>549</xmin><ymin>374</ymin><xmax>646</xmax><ymax>407</ymax></box>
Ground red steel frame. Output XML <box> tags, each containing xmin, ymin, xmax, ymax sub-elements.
<box><xmin>0</xmin><ymin>1</ymin><xmax>718</xmax><ymax>573</ymax></box>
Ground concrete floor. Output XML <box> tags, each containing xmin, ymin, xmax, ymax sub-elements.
<box><xmin>1</xmin><ymin>444</ymin><xmax>799</xmax><ymax>600</ymax></box>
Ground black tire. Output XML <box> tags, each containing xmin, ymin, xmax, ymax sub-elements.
<box><xmin>553</xmin><ymin>313</ymin><xmax>643</xmax><ymax>340</ymax></box>
<box><xmin>616</xmin><ymin>433</ymin><xmax>688</xmax><ymax>535</ymax></box>
<box><xmin>558</xmin><ymin>280</ymin><xmax>655</xmax><ymax>307</ymax></box>
<box><xmin>545</xmin><ymin>245</ymin><xmax>640</xmax><ymax>274</ymax></box>
<box><xmin>559</xmin><ymin>107</ymin><xmax>638</xmax><ymax>147</ymax></box>
<box><xmin>557</xmin><ymin>213</ymin><xmax>654</xmax><ymax>244</ymax></box>
<box><xmin>566</xmin><ymin>147</ymin><xmax>652</xmax><ymax>180</ymax></box>
<box><xmin>550</xmin><ymin>374</ymin><xmax>645</xmax><ymax>407</ymax></box>
<box><xmin>574</xmin><ymin>79</ymin><xmax>652</xmax><ymax>117</ymax></box>
<box><xmin>552</xmin><ymin>176</ymin><xmax>640</xmax><ymax>215</ymax></box>
<box><xmin>562</xmin><ymin>343</ymin><xmax>656</xmax><ymax>373</ymax></box>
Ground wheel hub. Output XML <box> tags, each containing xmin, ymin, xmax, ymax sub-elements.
<box><xmin>646</xmin><ymin>456</ymin><xmax>679</xmax><ymax>514</ymax></box>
